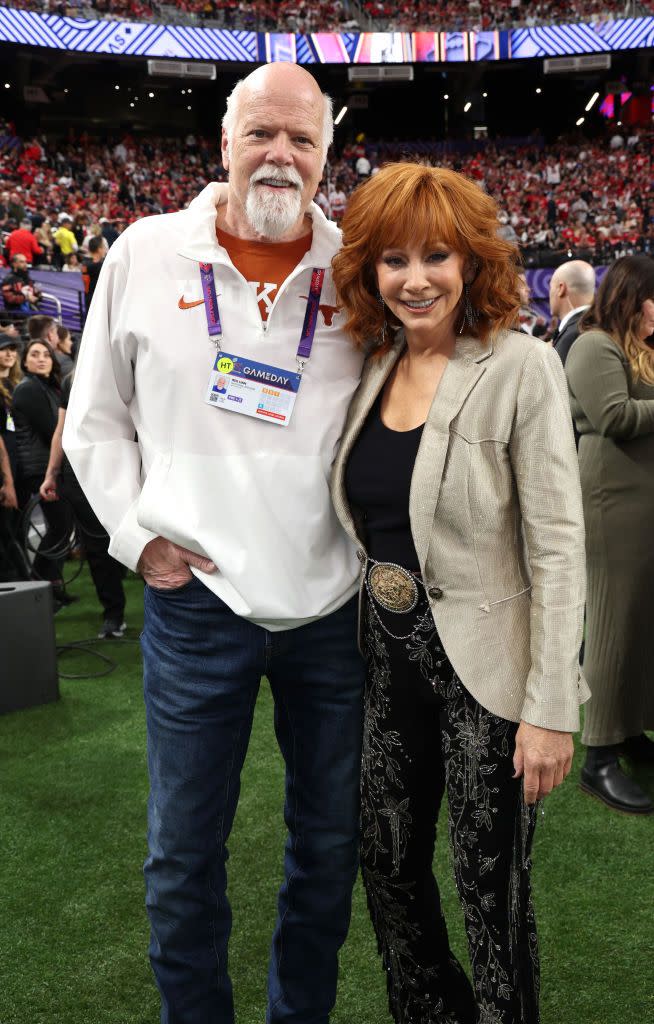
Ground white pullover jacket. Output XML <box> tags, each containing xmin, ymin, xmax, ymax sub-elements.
<box><xmin>63</xmin><ymin>183</ymin><xmax>364</xmax><ymax>629</ymax></box>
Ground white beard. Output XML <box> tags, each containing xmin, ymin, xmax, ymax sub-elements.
<box><xmin>245</xmin><ymin>164</ymin><xmax>304</xmax><ymax>240</ymax></box>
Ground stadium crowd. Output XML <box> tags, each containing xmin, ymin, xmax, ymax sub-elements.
<box><xmin>1</xmin><ymin>0</ymin><xmax>650</xmax><ymax>30</ymax></box>
<box><xmin>1</xmin><ymin>123</ymin><xmax>652</xmax><ymax>269</ymax></box>
<box><xmin>363</xmin><ymin>0</ymin><xmax>653</xmax><ymax>31</ymax></box>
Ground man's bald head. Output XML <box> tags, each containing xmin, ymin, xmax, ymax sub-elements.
<box><xmin>222</xmin><ymin>63</ymin><xmax>333</xmax><ymax>160</ymax></box>
<box><xmin>549</xmin><ymin>260</ymin><xmax>595</xmax><ymax>320</ymax></box>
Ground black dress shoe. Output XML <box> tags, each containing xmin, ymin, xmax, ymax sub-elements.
<box><xmin>617</xmin><ymin>733</ymin><xmax>654</xmax><ymax>764</ymax></box>
<box><xmin>580</xmin><ymin>762</ymin><xmax>654</xmax><ymax>814</ymax></box>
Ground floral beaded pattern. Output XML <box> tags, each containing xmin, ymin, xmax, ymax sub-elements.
<box><xmin>360</xmin><ymin>597</ymin><xmax>540</xmax><ymax>1024</ymax></box>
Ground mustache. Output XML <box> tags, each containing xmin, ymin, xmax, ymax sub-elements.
<box><xmin>249</xmin><ymin>163</ymin><xmax>303</xmax><ymax>189</ymax></box>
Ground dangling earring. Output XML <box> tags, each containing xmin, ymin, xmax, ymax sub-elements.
<box><xmin>377</xmin><ymin>290</ymin><xmax>388</xmax><ymax>347</ymax></box>
<box><xmin>459</xmin><ymin>283</ymin><xmax>479</xmax><ymax>335</ymax></box>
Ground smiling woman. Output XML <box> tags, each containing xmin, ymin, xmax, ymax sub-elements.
<box><xmin>332</xmin><ymin>162</ymin><xmax>520</xmax><ymax>353</ymax></box>
<box><xmin>331</xmin><ymin>161</ymin><xmax>588</xmax><ymax>1023</ymax></box>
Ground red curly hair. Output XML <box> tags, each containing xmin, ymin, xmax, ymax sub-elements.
<box><xmin>332</xmin><ymin>162</ymin><xmax>522</xmax><ymax>353</ymax></box>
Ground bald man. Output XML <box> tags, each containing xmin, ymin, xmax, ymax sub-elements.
<box><xmin>64</xmin><ymin>63</ymin><xmax>365</xmax><ymax>1024</ymax></box>
<box><xmin>549</xmin><ymin>260</ymin><xmax>596</xmax><ymax>366</ymax></box>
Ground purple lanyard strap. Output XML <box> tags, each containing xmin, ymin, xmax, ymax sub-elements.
<box><xmin>200</xmin><ymin>263</ymin><xmax>325</xmax><ymax>369</ymax></box>
<box><xmin>199</xmin><ymin>262</ymin><xmax>223</xmax><ymax>338</ymax></box>
<box><xmin>297</xmin><ymin>267</ymin><xmax>325</xmax><ymax>366</ymax></box>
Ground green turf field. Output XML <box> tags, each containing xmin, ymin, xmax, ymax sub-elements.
<box><xmin>1</xmin><ymin>568</ymin><xmax>652</xmax><ymax>1024</ymax></box>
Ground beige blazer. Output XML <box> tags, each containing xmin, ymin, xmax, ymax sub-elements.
<box><xmin>331</xmin><ymin>329</ymin><xmax>589</xmax><ymax>732</ymax></box>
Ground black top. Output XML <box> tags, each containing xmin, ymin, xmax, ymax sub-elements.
<box><xmin>344</xmin><ymin>393</ymin><xmax>424</xmax><ymax>572</ymax></box>
<box><xmin>12</xmin><ymin>372</ymin><xmax>60</xmax><ymax>480</ymax></box>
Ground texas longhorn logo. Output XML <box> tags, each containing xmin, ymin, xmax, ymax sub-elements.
<box><xmin>299</xmin><ymin>296</ymin><xmax>342</xmax><ymax>327</ymax></box>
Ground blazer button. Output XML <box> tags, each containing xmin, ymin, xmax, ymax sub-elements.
<box><xmin>428</xmin><ymin>586</ymin><xmax>443</xmax><ymax>600</ymax></box>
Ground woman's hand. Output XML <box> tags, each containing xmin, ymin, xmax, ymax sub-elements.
<box><xmin>39</xmin><ymin>472</ymin><xmax>59</xmax><ymax>502</ymax></box>
<box><xmin>513</xmin><ymin>721</ymin><xmax>574</xmax><ymax>804</ymax></box>
<box><xmin>0</xmin><ymin>480</ymin><xmax>18</xmax><ymax>509</ymax></box>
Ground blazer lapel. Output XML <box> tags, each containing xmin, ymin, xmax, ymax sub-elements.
<box><xmin>410</xmin><ymin>335</ymin><xmax>492</xmax><ymax>570</ymax></box>
<box><xmin>332</xmin><ymin>337</ymin><xmax>405</xmax><ymax>545</ymax></box>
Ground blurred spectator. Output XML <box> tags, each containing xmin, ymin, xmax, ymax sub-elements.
<box><xmin>100</xmin><ymin>217</ymin><xmax>119</xmax><ymax>248</ymax></box>
<box><xmin>34</xmin><ymin>217</ymin><xmax>54</xmax><ymax>265</ymax></box>
<box><xmin>56</xmin><ymin>325</ymin><xmax>76</xmax><ymax>364</ymax></box>
<box><xmin>53</xmin><ymin>214</ymin><xmax>79</xmax><ymax>268</ymax></box>
<box><xmin>516</xmin><ymin>270</ymin><xmax>540</xmax><ymax>335</ymax></box>
<box><xmin>28</xmin><ymin>315</ymin><xmax>75</xmax><ymax>377</ymax></box>
<box><xmin>7</xmin><ymin>190</ymin><xmax>26</xmax><ymax>225</ymax></box>
<box><xmin>5</xmin><ymin>219</ymin><xmax>43</xmax><ymax>264</ymax></box>
<box><xmin>12</xmin><ymin>337</ymin><xmax>74</xmax><ymax>607</ymax></box>
<box><xmin>40</xmin><ymin>374</ymin><xmax>127</xmax><ymax>638</ymax></box>
<box><xmin>84</xmin><ymin>234</ymin><xmax>108</xmax><ymax>306</ymax></box>
<box><xmin>1</xmin><ymin>254</ymin><xmax>43</xmax><ymax>319</ymax></box>
<box><xmin>0</xmin><ymin>333</ymin><xmax>22</xmax><ymax>487</ymax></box>
<box><xmin>549</xmin><ymin>259</ymin><xmax>595</xmax><ymax>365</ymax></box>
<box><xmin>0</xmin><ymin>434</ymin><xmax>17</xmax><ymax>510</ymax></box>
<box><xmin>63</xmin><ymin>252</ymin><xmax>83</xmax><ymax>272</ymax></box>
<box><xmin>566</xmin><ymin>255</ymin><xmax>654</xmax><ymax>815</ymax></box>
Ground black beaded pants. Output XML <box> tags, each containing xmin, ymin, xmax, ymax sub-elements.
<box><xmin>361</xmin><ymin>593</ymin><xmax>540</xmax><ymax>1024</ymax></box>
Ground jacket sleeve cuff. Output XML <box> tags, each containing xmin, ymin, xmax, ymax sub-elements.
<box><xmin>520</xmin><ymin>669</ymin><xmax>590</xmax><ymax>732</ymax></box>
<box><xmin>107</xmin><ymin>499</ymin><xmax>158</xmax><ymax>572</ymax></box>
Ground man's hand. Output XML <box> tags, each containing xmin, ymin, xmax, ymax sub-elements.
<box><xmin>513</xmin><ymin>720</ymin><xmax>574</xmax><ymax>804</ymax></box>
<box><xmin>138</xmin><ymin>536</ymin><xmax>216</xmax><ymax>591</ymax></box>
<box><xmin>39</xmin><ymin>473</ymin><xmax>59</xmax><ymax>502</ymax></box>
<box><xmin>0</xmin><ymin>481</ymin><xmax>18</xmax><ymax>509</ymax></box>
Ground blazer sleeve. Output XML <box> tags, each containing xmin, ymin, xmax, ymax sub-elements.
<box><xmin>566</xmin><ymin>330</ymin><xmax>654</xmax><ymax>440</ymax></box>
<box><xmin>509</xmin><ymin>343</ymin><xmax>586</xmax><ymax>731</ymax></box>
<box><xmin>62</xmin><ymin>234</ymin><xmax>157</xmax><ymax>570</ymax></box>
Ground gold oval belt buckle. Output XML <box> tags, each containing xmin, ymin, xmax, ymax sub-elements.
<box><xmin>368</xmin><ymin>562</ymin><xmax>419</xmax><ymax>614</ymax></box>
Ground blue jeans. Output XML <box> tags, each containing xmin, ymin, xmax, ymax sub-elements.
<box><xmin>141</xmin><ymin>578</ymin><xmax>364</xmax><ymax>1024</ymax></box>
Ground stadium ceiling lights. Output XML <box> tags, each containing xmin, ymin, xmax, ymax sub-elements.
<box><xmin>585</xmin><ymin>91</ymin><xmax>600</xmax><ymax>112</ymax></box>
<box><xmin>576</xmin><ymin>117</ymin><xmax>585</xmax><ymax>126</ymax></box>
<box><xmin>334</xmin><ymin>106</ymin><xmax>348</xmax><ymax>126</ymax></box>
<box><xmin>536</xmin><ymin>88</ymin><xmax>542</xmax><ymax>94</ymax></box>
<box><xmin>464</xmin><ymin>102</ymin><xmax>472</xmax><ymax>113</ymax></box>
<box><xmin>482</xmin><ymin>92</ymin><xmax>488</xmax><ymax>98</ymax></box>
<box><xmin>3</xmin><ymin>83</ymin><xmax>10</xmax><ymax>89</ymax></box>
<box><xmin>443</xmin><ymin>94</ymin><xmax>449</xmax><ymax>100</ymax></box>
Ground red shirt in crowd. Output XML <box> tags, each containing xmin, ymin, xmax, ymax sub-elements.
<box><xmin>5</xmin><ymin>228</ymin><xmax>43</xmax><ymax>262</ymax></box>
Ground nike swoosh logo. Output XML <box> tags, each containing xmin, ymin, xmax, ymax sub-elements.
<box><xmin>178</xmin><ymin>296</ymin><xmax>205</xmax><ymax>310</ymax></box>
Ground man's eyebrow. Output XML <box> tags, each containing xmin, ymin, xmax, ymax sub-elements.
<box><xmin>241</xmin><ymin>119</ymin><xmax>318</xmax><ymax>139</ymax></box>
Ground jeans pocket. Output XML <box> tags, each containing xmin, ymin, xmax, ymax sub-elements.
<box><xmin>146</xmin><ymin>577</ymin><xmax>198</xmax><ymax>597</ymax></box>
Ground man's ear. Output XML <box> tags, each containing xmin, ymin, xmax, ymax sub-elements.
<box><xmin>221</xmin><ymin>129</ymin><xmax>230</xmax><ymax>172</ymax></box>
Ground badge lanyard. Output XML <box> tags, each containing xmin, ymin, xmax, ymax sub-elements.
<box><xmin>199</xmin><ymin>262</ymin><xmax>325</xmax><ymax>376</ymax></box>
<box><xmin>200</xmin><ymin>262</ymin><xmax>325</xmax><ymax>428</ymax></box>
